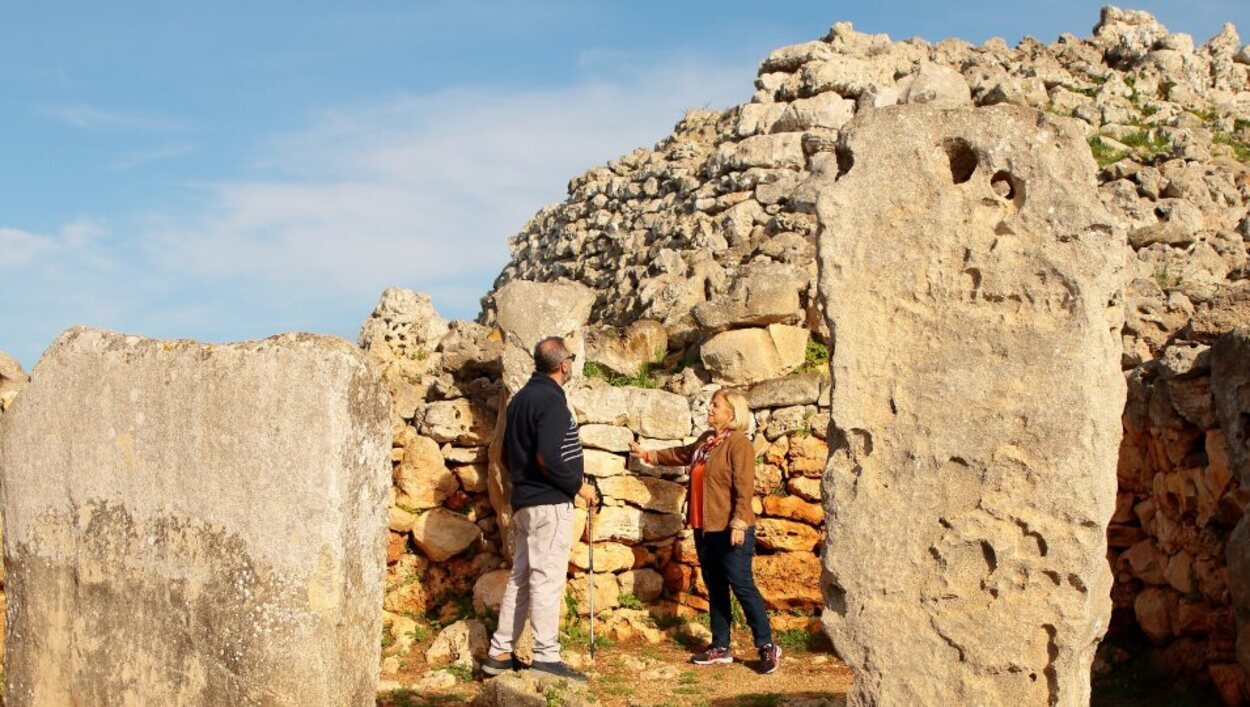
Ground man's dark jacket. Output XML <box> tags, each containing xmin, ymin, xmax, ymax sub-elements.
<box><xmin>505</xmin><ymin>372</ymin><xmax>584</xmax><ymax>510</ymax></box>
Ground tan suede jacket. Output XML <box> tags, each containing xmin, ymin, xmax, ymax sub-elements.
<box><xmin>648</xmin><ymin>429</ymin><xmax>755</xmax><ymax>532</ymax></box>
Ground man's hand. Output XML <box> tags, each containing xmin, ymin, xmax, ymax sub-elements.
<box><xmin>730</xmin><ymin>528</ymin><xmax>746</xmax><ymax>546</ymax></box>
<box><xmin>628</xmin><ymin>441</ymin><xmax>648</xmax><ymax>463</ymax></box>
<box><xmin>578</xmin><ymin>482</ymin><xmax>597</xmax><ymax>505</ymax></box>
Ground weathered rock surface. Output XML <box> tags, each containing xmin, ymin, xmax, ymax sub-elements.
<box><xmin>0</xmin><ymin>327</ymin><xmax>391</xmax><ymax>705</ymax></box>
<box><xmin>411</xmin><ymin>508</ymin><xmax>483</xmax><ymax>562</ymax></box>
<box><xmin>815</xmin><ymin>105</ymin><xmax>1126</xmax><ymax>706</ymax></box>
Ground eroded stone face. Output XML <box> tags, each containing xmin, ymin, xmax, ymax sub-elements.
<box><xmin>0</xmin><ymin>328</ymin><xmax>391</xmax><ymax>706</ymax></box>
<box><xmin>814</xmin><ymin>104</ymin><xmax>1126</xmax><ymax>706</ymax></box>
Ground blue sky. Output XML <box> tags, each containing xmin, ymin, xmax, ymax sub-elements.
<box><xmin>3</xmin><ymin>2</ymin><xmax>1248</xmax><ymax>368</ymax></box>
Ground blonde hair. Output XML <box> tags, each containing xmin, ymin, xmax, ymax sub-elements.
<box><xmin>714</xmin><ymin>389</ymin><xmax>751</xmax><ymax>433</ymax></box>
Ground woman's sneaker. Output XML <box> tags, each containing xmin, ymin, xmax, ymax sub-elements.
<box><xmin>758</xmin><ymin>643</ymin><xmax>782</xmax><ymax>674</ymax></box>
<box><xmin>692</xmin><ymin>646</ymin><xmax>733</xmax><ymax>665</ymax></box>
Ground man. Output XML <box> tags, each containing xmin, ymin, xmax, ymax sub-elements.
<box><xmin>483</xmin><ymin>336</ymin><xmax>595</xmax><ymax>681</ymax></box>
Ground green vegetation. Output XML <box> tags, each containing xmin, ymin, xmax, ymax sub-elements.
<box><xmin>775</xmin><ymin>628</ymin><xmax>833</xmax><ymax>653</ymax></box>
<box><xmin>1153</xmin><ymin>264</ymin><xmax>1183</xmax><ymax>290</ymax></box>
<box><xmin>1087</xmin><ymin>136</ymin><xmax>1130</xmax><ymax>168</ymax></box>
<box><xmin>582</xmin><ymin>361</ymin><xmax>661</xmax><ymax>389</ymax></box>
<box><xmin>1118</xmin><ymin>129</ymin><xmax>1170</xmax><ymax>159</ymax></box>
<box><xmin>797</xmin><ymin>339</ymin><xmax>829</xmax><ymax>373</ymax></box>
<box><xmin>618</xmin><ymin>592</ymin><xmax>644</xmax><ymax>610</ymax></box>
<box><xmin>441</xmin><ymin>664</ymin><xmax>473</xmax><ymax>683</ymax></box>
<box><xmin>1214</xmin><ymin>131</ymin><xmax>1250</xmax><ymax>163</ymax></box>
<box><xmin>736</xmin><ymin>694</ymin><xmax>784</xmax><ymax>707</ymax></box>
<box><xmin>559</xmin><ymin>591</ymin><xmax>613</xmax><ymax>651</ymax></box>
<box><xmin>380</xmin><ymin>629</ymin><xmax>395</xmax><ymax>650</ymax></box>
<box><xmin>408</xmin><ymin>622</ymin><xmax>432</xmax><ymax>643</ymax></box>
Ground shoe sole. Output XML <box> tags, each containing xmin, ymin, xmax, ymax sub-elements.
<box><xmin>481</xmin><ymin>664</ymin><xmax>510</xmax><ymax>677</ymax></box>
<box><xmin>692</xmin><ymin>657</ymin><xmax>733</xmax><ymax>665</ymax></box>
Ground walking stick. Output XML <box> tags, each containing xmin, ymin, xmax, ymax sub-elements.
<box><xmin>587</xmin><ymin>476</ymin><xmax>601</xmax><ymax>661</ymax></box>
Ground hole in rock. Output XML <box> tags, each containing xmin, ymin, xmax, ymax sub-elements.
<box><xmin>944</xmin><ymin>138</ymin><xmax>978</xmax><ymax>184</ymax></box>
<box><xmin>835</xmin><ymin>145</ymin><xmax>854</xmax><ymax>180</ymax></box>
<box><xmin>990</xmin><ymin>170</ymin><xmax>1017</xmax><ymax>200</ymax></box>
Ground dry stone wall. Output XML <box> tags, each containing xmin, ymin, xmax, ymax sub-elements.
<box><xmin>480</xmin><ymin>4</ymin><xmax>1250</xmax><ymax>697</ymax></box>
<box><xmin>363</xmin><ymin>285</ymin><xmax>830</xmax><ymax>678</ymax></box>
<box><xmin>0</xmin><ymin>328</ymin><xmax>391</xmax><ymax>705</ymax></box>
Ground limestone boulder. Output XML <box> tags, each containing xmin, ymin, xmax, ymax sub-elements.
<box><xmin>762</xmin><ymin>495</ymin><xmax>825</xmax><ymax>525</ymax></box>
<box><xmin>746</xmin><ymin>372</ymin><xmax>826</xmax><ymax>409</ymax></box>
<box><xmin>788</xmin><ymin>476</ymin><xmax>822</xmax><ymax>502</ymax></box>
<box><xmin>568</xmin><ymin>380</ymin><xmax>692</xmax><ymax>440</ymax></box>
<box><xmin>568</xmin><ymin>573</ymin><xmax>620</xmax><ymax>616</ymax></box>
<box><xmin>569</xmin><ymin>542</ymin><xmax>635</xmax><ymax>573</ymax></box>
<box><xmin>584</xmin><ymin>321</ymin><xmax>668</xmax><ymax>377</ymax></box>
<box><xmin>592</xmin><ymin>506</ymin><xmax>684</xmax><ymax>543</ymax></box>
<box><xmin>756</xmin><ymin>551</ymin><xmax>824</xmax><ymax>610</ymax></box>
<box><xmin>814</xmin><ymin>105</ymin><xmax>1125</xmax><ymax>706</ymax></box>
<box><xmin>0</xmin><ymin>351</ymin><xmax>27</xmax><ymax>411</ymax></box>
<box><xmin>418</xmin><ymin>398</ymin><xmax>495</xmax><ymax>446</ymax></box>
<box><xmin>692</xmin><ymin>262</ymin><xmax>806</xmax><ymax>331</ymax></box>
<box><xmin>597</xmin><ymin>474</ymin><xmax>687</xmax><ymax>514</ymax></box>
<box><xmin>583</xmin><ymin>448</ymin><xmax>627</xmax><ymax>478</ymax></box>
<box><xmin>756</xmin><ymin>517</ymin><xmax>822</xmax><ymax>552</ymax></box>
<box><xmin>491</xmin><ymin>279</ymin><xmax>595</xmax><ymax>355</ymax></box>
<box><xmin>0</xmin><ymin>328</ymin><xmax>391</xmax><ymax>704</ymax></box>
<box><xmin>617</xmin><ymin>568</ymin><xmax>665</xmax><ymax>603</ymax></box>
<box><xmin>700</xmin><ymin>324</ymin><xmax>809</xmax><ymax>385</ymax></box>
<box><xmin>426</xmin><ymin>619</ymin><xmax>488</xmax><ymax>669</ymax></box>
<box><xmin>773</xmin><ymin>92</ymin><xmax>857</xmax><ymax>133</ymax></box>
<box><xmin>411</xmin><ymin>508</ymin><xmax>482</xmax><ymax>562</ymax></box>
<box><xmin>358</xmin><ymin>287</ymin><xmax>449</xmax><ymax>362</ymax></box>
<box><xmin>473</xmin><ymin>568</ymin><xmax>510</xmax><ymax>615</ymax></box>
<box><xmin>438</xmin><ymin>320</ymin><xmax>503</xmax><ymax>381</ymax></box>
<box><xmin>393</xmin><ymin>434</ymin><xmax>459</xmax><ymax>509</ymax></box>
<box><xmin>474</xmin><ymin>670</ymin><xmax>590</xmax><ymax>707</ymax></box>
<box><xmin>707</xmin><ymin>133</ymin><xmax>805</xmax><ymax>175</ymax></box>
<box><xmin>580</xmin><ymin>424</ymin><xmax>634</xmax><ymax>452</ymax></box>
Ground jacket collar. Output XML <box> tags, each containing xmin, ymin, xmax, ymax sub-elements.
<box><xmin>527</xmin><ymin>371</ymin><xmax>566</xmax><ymax>398</ymax></box>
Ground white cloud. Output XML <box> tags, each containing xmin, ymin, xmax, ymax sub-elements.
<box><xmin>3</xmin><ymin>52</ymin><xmax>753</xmax><ymax>367</ymax></box>
<box><xmin>110</xmin><ymin>143</ymin><xmax>194</xmax><ymax>170</ymax></box>
<box><xmin>40</xmin><ymin>102</ymin><xmax>183</xmax><ymax>131</ymax></box>
<box><xmin>143</xmin><ymin>54</ymin><xmax>752</xmax><ymax>318</ymax></box>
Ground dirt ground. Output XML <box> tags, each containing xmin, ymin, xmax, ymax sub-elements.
<box><xmin>378</xmin><ymin>637</ymin><xmax>853</xmax><ymax>706</ymax></box>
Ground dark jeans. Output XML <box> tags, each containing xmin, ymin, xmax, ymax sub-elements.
<box><xmin>694</xmin><ymin>527</ymin><xmax>773</xmax><ymax>650</ymax></box>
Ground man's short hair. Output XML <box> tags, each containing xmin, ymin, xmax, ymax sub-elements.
<box><xmin>533</xmin><ymin>337</ymin><xmax>570</xmax><ymax>373</ymax></box>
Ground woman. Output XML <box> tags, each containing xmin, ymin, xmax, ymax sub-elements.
<box><xmin>629</xmin><ymin>389</ymin><xmax>780</xmax><ymax>674</ymax></box>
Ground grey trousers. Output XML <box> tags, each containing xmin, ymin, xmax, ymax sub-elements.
<box><xmin>488</xmin><ymin>501</ymin><xmax>575</xmax><ymax>662</ymax></box>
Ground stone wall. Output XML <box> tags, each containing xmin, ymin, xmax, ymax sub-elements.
<box><xmin>363</xmin><ymin>286</ymin><xmax>831</xmax><ymax>677</ymax></box>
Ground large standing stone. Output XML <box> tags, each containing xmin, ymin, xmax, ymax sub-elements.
<box><xmin>814</xmin><ymin>105</ymin><xmax>1125</xmax><ymax>706</ymax></box>
<box><xmin>0</xmin><ymin>328</ymin><xmax>391</xmax><ymax>705</ymax></box>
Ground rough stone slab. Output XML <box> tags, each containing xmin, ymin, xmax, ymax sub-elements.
<box><xmin>814</xmin><ymin>105</ymin><xmax>1125</xmax><ymax>706</ymax></box>
<box><xmin>0</xmin><ymin>327</ymin><xmax>391</xmax><ymax>705</ymax></box>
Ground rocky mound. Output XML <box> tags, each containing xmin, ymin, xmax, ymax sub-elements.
<box><xmin>488</xmin><ymin>5</ymin><xmax>1250</xmax><ymax>365</ymax></box>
